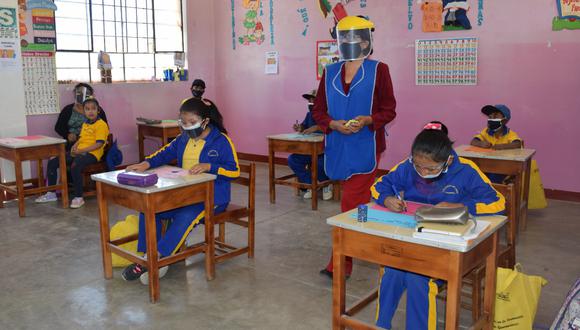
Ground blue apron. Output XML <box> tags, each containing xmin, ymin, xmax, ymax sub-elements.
<box><xmin>324</xmin><ymin>59</ymin><xmax>378</xmax><ymax>180</ymax></box>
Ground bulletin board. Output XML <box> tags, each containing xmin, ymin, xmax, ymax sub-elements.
<box><xmin>415</xmin><ymin>37</ymin><xmax>478</xmax><ymax>86</ymax></box>
<box><xmin>22</xmin><ymin>55</ymin><xmax>60</xmax><ymax>115</ymax></box>
<box><xmin>316</xmin><ymin>40</ymin><xmax>340</xmax><ymax>80</ymax></box>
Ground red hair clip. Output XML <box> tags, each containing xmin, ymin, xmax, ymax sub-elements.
<box><xmin>423</xmin><ymin>122</ymin><xmax>442</xmax><ymax>130</ymax></box>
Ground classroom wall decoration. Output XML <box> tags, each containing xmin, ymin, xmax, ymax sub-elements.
<box><xmin>238</xmin><ymin>0</ymin><xmax>265</xmax><ymax>45</ymax></box>
<box><xmin>22</xmin><ymin>56</ymin><xmax>60</xmax><ymax>115</ymax></box>
<box><xmin>415</xmin><ymin>37</ymin><xmax>478</xmax><ymax>86</ymax></box>
<box><xmin>414</xmin><ymin>0</ymin><xmax>485</xmax><ymax>31</ymax></box>
<box><xmin>0</xmin><ymin>7</ymin><xmax>20</xmax><ymax>70</ymax></box>
<box><xmin>296</xmin><ymin>2</ymin><xmax>310</xmax><ymax>37</ymax></box>
<box><xmin>316</xmin><ymin>40</ymin><xmax>340</xmax><ymax>80</ymax></box>
<box><xmin>553</xmin><ymin>0</ymin><xmax>580</xmax><ymax>31</ymax></box>
<box><xmin>19</xmin><ymin>0</ymin><xmax>57</xmax><ymax>56</ymax></box>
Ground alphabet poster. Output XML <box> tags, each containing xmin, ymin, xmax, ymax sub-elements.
<box><xmin>0</xmin><ymin>7</ymin><xmax>20</xmax><ymax>70</ymax></box>
<box><xmin>415</xmin><ymin>37</ymin><xmax>478</xmax><ymax>86</ymax></box>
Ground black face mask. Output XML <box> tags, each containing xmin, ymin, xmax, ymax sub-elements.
<box><xmin>185</xmin><ymin>127</ymin><xmax>204</xmax><ymax>139</ymax></box>
<box><xmin>339</xmin><ymin>42</ymin><xmax>362</xmax><ymax>60</ymax></box>
<box><xmin>308</xmin><ymin>104</ymin><xmax>314</xmax><ymax>111</ymax></box>
<box><xmin>192</xmin><ymin>89</ymin><xmax>204</xmax><ymax>98</ymax></box>
<box><xmin>487</xmin><ymin>119</ymin><xmax>503</xmax><ymax>132</ymax></box>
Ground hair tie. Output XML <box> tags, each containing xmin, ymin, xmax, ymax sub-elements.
<box><xmin>423</xmin><ymin>122</ymin><xmax>442</xmax><ymax>130</ymax></box>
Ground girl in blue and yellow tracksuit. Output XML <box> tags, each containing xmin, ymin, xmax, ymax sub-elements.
<box><xmin>122</xmin><ymin>98</ymin><xmax>240</xmax><ymax>283</ymax></box>
<box><xmin>371</xmin><ymin>122</ymin><xmax>505</xmax><ymax>329</ymax></box>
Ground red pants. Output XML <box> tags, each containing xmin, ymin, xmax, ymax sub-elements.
<box><xmin>325</xmin><ymin>161</ymin><xmax>380</xmax><ymax>274</ymax></box>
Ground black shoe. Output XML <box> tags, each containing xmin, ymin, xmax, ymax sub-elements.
<box><xmin>122</xmin><ymin>263</ymin><xmax>147</xmax><ymax>281</ymax></box>
<box><xmin>319</xmin><ymin>268</ymin><xmax>351</xmax><ymax>280</ymax></box>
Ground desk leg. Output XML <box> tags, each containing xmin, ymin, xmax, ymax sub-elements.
<box><xmin>14</xmin><ymin>155</ymin><xmax>25</xmax><ymax>217</ymax></box>
<box><xmin>445</xmin><ymin>252</ymin><xmax>463</xmax><ymax>330</ymax></box>
<box><xmin>268</xmin><ymin>141</ymin><xmax>276</xmax><ymax>204</ymax></box>
<box><xmin>332</xmin><ymin>228</ymin><xmax>346</xmax><ymax>330</ymax></box>
<box><xmin>162</xmin><ymin>130</ymin><xmax>169</xmax><ymax>147</ymax></box>
<box><xmin>311</xmin><ymin>147</ymin><xmax>319</xmax><ymax>210</ymax></box>
<box><xmin>144</xmin><ymin>207</ymin><xmax>160</xmax><ymax>303</ymax></box>
<box><xmin>58</xmin><ymin>144</ymin><xmax>69</xmax><ymax>209</ymax></box>
<box><xmin>97</xmin><ymin>182</ymin><xmax>113</xmax><ymax>279</ymax></box>
<box><xmin>520</xmin><ymin>160</ymin><xmax>532</xmax><ymax>231</ymax></box>
<box><xmin>138</xmin><ymin>127</ymin><xmax>145</xmax><ymax>162</ymax></box>
<box><xmin>205</xmin><ymin>182</ymin><xmax>215</xmax><ymax>281</ymax></box>
<box><xmin>483</xmin><ymin>233</ymin><xmax>499</xmax><ymax>329</ymax></box>
<box><xmin>37</xmin><ymin>160</ymin><xmax>44</xmax><ymax>188</ymax></box>
<box><xmin>0</xmin><ymin>165</ymin><xmax>4</xmax><ymax>208</ymax></box>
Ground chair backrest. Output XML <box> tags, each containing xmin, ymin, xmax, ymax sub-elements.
<box><xmin>233</xmin><ymin>162</ymin><xmax>256</xmax><ymax>212</ymax></box>
<box><xmin>492</xmin><ymin>182</ymin><xmax>516</xmax><ymax>247</ymax></box>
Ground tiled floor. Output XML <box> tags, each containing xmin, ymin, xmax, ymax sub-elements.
<box><xmin>0</xmin><ymin>163</ymin><xmax>578</xmax><ymax>329</ymax></box>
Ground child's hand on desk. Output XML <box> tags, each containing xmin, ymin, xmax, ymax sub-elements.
<box><xmin>126</xmin><ymin>161</ymin><xmax>150</xmax><ymax>172</ymax></box>
<box><xmin>435</xmin><ymin>202</ymin><xmax>464</xmax><ymax>208</ymax></box>
<box><xmin>384</xmin><ymin>196</ymin><xmax>406</xmax><ymax>213</ymax></box>
<box><xmin>293</xmin><ymin>123</ymin><xmax>303</xmax><ymax>132</ymax></box>
<box><xmin>302</xmin><ymin>126</ymin><xmax>319</xmax><ymax>135</ymax></box>
<box><xmin>189</xmin><ymin>163</ymin><xmax>211</xmax><ymax>175</ymax></box>
<box><xmin>472</xmin><ymin>139</ymin><xmax>492</xmax><ymax>148</ymax></box>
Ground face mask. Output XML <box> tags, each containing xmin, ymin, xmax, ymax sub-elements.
<box><xmin>192</xmin><ymin>89</ymin><xmax>204</xmax><ymax>98</ymax></box>
<box><xmin>411</xmin><ymin>156</ymin><xmax>450</xmax><ymax>180</ymax></box>
<box><xmin>181</xmin><ymin>121</ymin><xmax>205</xmax><ymax>139</ymax></box>
<box><xmin>487</xmin><ymin>118</ymin><xmax>503</xmax><ymax>132</ymax></box>
<box><xmin>339</xmin><ymin>42</ymin><xmax>362</xmax><ymax>61</ymax></box>
<box><xmin>308</xmin><ymin>103</ymin><xmax>314</xmax><ymax>111</ymax></box>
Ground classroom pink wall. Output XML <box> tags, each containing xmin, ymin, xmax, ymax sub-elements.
<box><xmin>209</xmin><ymin>0</ymin><xmax>580</xmax><ymax>193</ymax></box>
<box><xmin>25</xmin><ymin>1</ymin><xmax>580</xmax><ymax>193</ymax></box>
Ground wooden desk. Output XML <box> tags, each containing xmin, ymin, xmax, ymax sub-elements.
<box><xmin>455</xmin><ymin>145</ymin><xmax>535</xmax><ymax>231</ymax></box>
<box><xmin>137</xmin><ymin>122</ymin><xmax>181</xmax><ymax>162</ymax></box>
<box><xmin>268</xmin><ymin>133</ymin><xmax>334</xmax><ymax>210</ymax></box>
<box><xmin>92</xmin><ymin>167</ymin><xmax>216</xmax><ymax>303</ymax></box>
<box><xmin>327</xmin><ymin>207</ymin><xmax>507</xmax><ymax>329</ymax></box>
<box><xmin>0</xmin><ymin>135</ymin><xmax>68</xmax><ymax>217</ymax></box>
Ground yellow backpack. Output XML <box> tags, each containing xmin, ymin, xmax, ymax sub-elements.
<box><xmin>110</xmin><ymin>214</ymin><xmax>142</xmax><ymax>267</ymax></box>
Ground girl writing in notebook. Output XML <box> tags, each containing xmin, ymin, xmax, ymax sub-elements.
<box><xmin>370</xmin><ymin>121</ymin><xmax>505</xmax><ymax>329</ymax></box>
<box><xmin>122</xmin><ymin>98</ymin><xmax>240</xmax><ymax>284</ymax></box>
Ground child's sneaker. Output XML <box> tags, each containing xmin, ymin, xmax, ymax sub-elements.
<box><xmin>303</xmin><ymin>189</ymin><xmax>312</xmax><ymax>199</ymax></box>
<box><xmin>323</xmin><ymin>185</ymin><xmax>333</xmax><ymax>201</ymax></box>
<box><xmin>140</xmin><ymin>266</ymin><xmax>169</xmax><ymax>285</ymax></box>
<box><xmin>70</xmin><ymin>197</ymin><xmax>85</xmax><ymax>209</ymax></box>
<box><xmin>122</xmin><ymin>263</ymin><xmax>147</xmax><ymax>281</ymax></box>
<box><xmin>35</xmin><ymin>192</ymin><xmax>57</xmax><ymax>203</ymax></box>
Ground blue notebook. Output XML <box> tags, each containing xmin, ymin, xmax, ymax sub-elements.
<box><xmin>349</xmin><ymin>208</ymin><xmax>417</xmax><ymax>228</ymax></box>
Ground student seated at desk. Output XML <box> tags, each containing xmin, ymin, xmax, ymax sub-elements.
<box><xmin>470</xmin><ymin>104</ymin><xmax>522</xmax><ymax>183</ymax></box>
<box><xmin>288</xmin><ymin>89</ymin><xmax>332</xmax><ymax>200</ymax></box>
<box><xmin>122</xmin><ymin>98</ymin><xmax>240</xmax><ymax>284</ymax></box>
<box><xmin>371</xmin><ymin>121</ymin><xmax>505</xmax><ymax>330</ymax></box>
<box><xmin>36</xmin><ymin>97</ymin><xmax>109</xmax><ymax>209</ymax></box>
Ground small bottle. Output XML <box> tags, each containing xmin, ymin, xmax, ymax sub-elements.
<box><xmin>357</xmin><ymin>204</ymin><xmax>368</xmax><ymax>222</ymax></box>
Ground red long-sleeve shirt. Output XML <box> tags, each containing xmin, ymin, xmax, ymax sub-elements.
<box><xmin>312</xmin><ymin>61</ymin><xmax>397</xmax><ymax>154</ymax></box>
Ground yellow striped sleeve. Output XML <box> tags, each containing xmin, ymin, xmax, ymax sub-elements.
<box><xmin>145</xmin><ymin>138</ymin><xmax>176</xmax><ymax>160</ymax></box>
<box><xmin>216</xmin><ymin>133</ymin><xmax>240</xmax><ymax>178</ymax></box>
<box><xmin>458</xmin><ymin>157</ymin><xmax>506</xmax><ymax>214</ymax></box>
<box><xmin>371</xmin><ymin>159</ymin><xmax>406</xmax><ymax>201</ymax></box>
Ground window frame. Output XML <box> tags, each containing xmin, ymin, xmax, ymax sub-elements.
<box><xmin>54</xmin><ymin>0</ymin><xmax>185</xmax><ymax>83</ymax></box>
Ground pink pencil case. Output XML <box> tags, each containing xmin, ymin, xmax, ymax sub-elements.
<box><xmin>117</xmin><ymin>172</ymin><xmax>158</xmax><ymax>187</ymax></box>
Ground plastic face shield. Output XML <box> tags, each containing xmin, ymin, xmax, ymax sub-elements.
<box><xmin>74</xmin><ymin>86</ymin><xmax>91</xmax><ymax>104</ymax></box>
<box><xmin>337</xmin><ymin>28</ymin><xmax>372</xmax><ymax>61</ymax></box>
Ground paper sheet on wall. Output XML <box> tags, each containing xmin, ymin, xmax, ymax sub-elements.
<box><xmin>416</xmin><ymin>38</ymin><xmax>478</xmax><ymax>85</ymax></box>
<box><xmin>22</xmin><ymin>56</ymin><xmax>60</xmax><ymax>115</ymax></box>
<box><xmin>265</xmin><ymin>51</ymin><xmax>278</xmax><ymax>74</ymax></box>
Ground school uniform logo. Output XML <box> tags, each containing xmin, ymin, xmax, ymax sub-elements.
<box><xmin>442</xmin><ymin>185</ymin><xmax>459</xmax><ymax>195</ymax></box>
<box><xmin>208</xmin><ymin>150</ymin><xmax>219</xmax><ymax>157</ymax></box>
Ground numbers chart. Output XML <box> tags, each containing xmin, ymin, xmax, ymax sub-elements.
<box><xmin>415</xmin><ymin>38</ymin><xmax>478</xmax><ymax>86</ymax></box>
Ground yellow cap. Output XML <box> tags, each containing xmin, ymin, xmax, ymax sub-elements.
<box><xmin>337</xmin><ymin>16</ymin><xmax>374</xmax><ymax>31</ymax></box>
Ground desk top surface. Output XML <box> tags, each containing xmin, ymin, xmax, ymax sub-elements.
<box><xmin>455</xmin><ymin>144</ymin><xmax>536</xmax><ymax>161</ymax></box>
<box><xmin>91</xmin><ymin>166</ymin><xmax>216</xmax><ymax>193</ymax></box>
<box><xmin>326</xmin><ymin>205</ymin><xmax>506</xmax><ymax>252</ymax></box>
<box><xmin>267</xmin><ymin>133</ymin><xmax>324</xmax><ymax>142</ymax></box>
<box><xmin>137</xmin><ymin>121</ymin><xmax>180</xmax><ymax>128</ymax></box>
<box><xmin>0</xmin><ymin>135</ymin><xmax>66</xmax><ymax>149</ymax></box>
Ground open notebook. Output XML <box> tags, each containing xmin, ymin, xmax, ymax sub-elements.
<box><xmin>348</xmin><ymin>202</ymin><xmax>429</xmax><ymax>228</ymax></box>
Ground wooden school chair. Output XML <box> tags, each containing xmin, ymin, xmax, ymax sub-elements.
<box><xmin>438</xmin><ymin>182</ymin><xmax>517</xmax><ymax>321</ymax></box>
<box><xmin>212</xmin><ymin>162</ymin><xmax>256</xmax><ymax>263</ymax></box>
<box><xmin>82</xmin><ymin>134</ymin><xmax>114</xmax><ymax>197</ymax></box>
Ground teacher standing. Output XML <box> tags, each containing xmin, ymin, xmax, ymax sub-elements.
<box><xmin>312</xmin><ymin>16</ymin><xmax>397</xmax><ymax>278</ymax></box>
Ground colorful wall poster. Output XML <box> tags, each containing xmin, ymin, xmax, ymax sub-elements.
<box><xmin>316</xmin><ymin>40</ymin><xmax>339</xmax><ymax>80</ymax></box>
<box><xmin>238</xmin><ymin>0</ymin><xmax>265</xmax><ymax>45</ymax></box>
<box><xmin>421</xmin><ymin>2</ymin><xmax>443</xmax><ymax>32</ymax></box>
<box><xmin>0</xmin><ymin>7</ymin><xmax>20</xmax><ymax>70</ymax></box>
<box><xmin>19</xmin><ymin>0</ymin><xmax>57</xmax><ymax>56</ymax></box>
<box><xmin>415</xmin><ymin>37</ymin><xmax>478</xmax><ymax>86</ymax></box>
<box><xmin>553</xmin><ymin>0</ymin><xmax>580</xmax><ymax>31</ymax></box>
